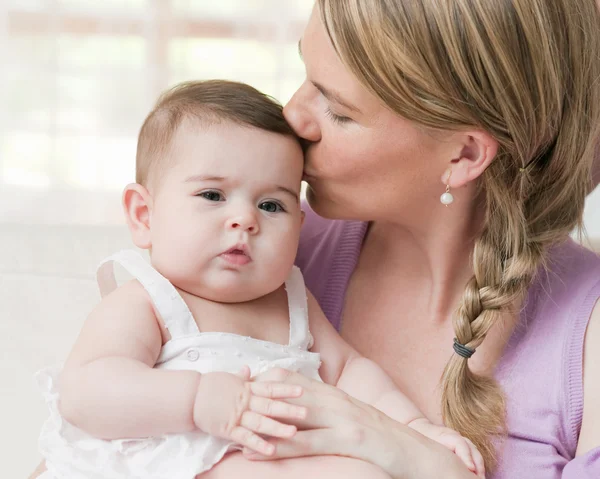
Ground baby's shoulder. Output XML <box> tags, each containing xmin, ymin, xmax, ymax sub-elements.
<box><xmin>89</xmin><ymin>279</ymin><xmax>169</xmax><ymax>342</ymax></box>
<box><xmin>100</xmin><ymin>278</ymin><xmax>152</xmax><ymax>304</ymax></box>
<box><xmin>91</xmin><ymin>279</ymin><xmax>157</xmax><ymax>322</ymax></box>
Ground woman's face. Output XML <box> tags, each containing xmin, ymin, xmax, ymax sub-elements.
<box><xmin>284</xmin><ymin>7</ymin><xmax>451</xmax><ymax>222</ymax></box>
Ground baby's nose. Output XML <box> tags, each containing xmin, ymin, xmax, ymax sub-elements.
<box><xmin>226</xmin><ymin>212</ymin><xmax>259</xmax><ymax>234</ymax></box>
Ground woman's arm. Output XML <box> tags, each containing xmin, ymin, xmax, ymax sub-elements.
<box><xmin>249</xmin><ymin>368</ymin><xmax>477</xmax><ymax>479</ymax></box>
<box><xmin>561</xmin><ymin>299</ymin><xmax>600</xmax><ymax>477</ymax></box>
<box><xmin>574</xmin><ymin>299</ymin><xmax>600</xmax><ymax>455</ymax></box>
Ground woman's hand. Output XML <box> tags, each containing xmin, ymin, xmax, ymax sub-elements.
<box><xmin>244</xmin><ymin>368</ymin><xmax>479</xmax><ymax>479</ymax></box>
<box><xmin>193</xmin><ymin>366</ymin><xmax>308</xmax><ymax>456</ymax></box>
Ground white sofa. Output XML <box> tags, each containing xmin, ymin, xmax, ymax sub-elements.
<box><xmin>1</xmin><ymin>223</ymin><xmax>598</xmax><ymax>478</ymax></box>
<box><xmin>1</xmin><ymin>223</ymin><xmax>140</xmax><ymax>478</ymax></box>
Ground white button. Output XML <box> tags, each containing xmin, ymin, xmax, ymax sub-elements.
<box><xmin>186</xmin><ymin>349</ymin><xmax>200</xmax><ymax>361</ymax></box>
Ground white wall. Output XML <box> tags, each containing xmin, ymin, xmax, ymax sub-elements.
<box><xmin>584</xmin><ymin>187</ymin><xmax>600</xmax><ymax>238</ymax></box>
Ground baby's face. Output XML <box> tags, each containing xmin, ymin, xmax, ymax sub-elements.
<box><xmin>148</xmin><ymin>119</ymin><xmax>304</xmax><ymax>303</ymax></box>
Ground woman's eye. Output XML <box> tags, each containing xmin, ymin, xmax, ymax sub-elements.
<box><xmin>259</xmin><ymin>201</ymin><xmax>285</xmax><ymax>213</ymax></box>
<box><xmin>325</xmin><ymin>107</ymin><xmax>352</xmax><ymax>125</ymax></box>
<box><xmin>198</xmin><ymin>191</ymin><xmax>223</xmax><ymax>202</ymax></box>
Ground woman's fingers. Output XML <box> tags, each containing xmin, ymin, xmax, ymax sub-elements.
<box><xmin>249</xmin><ymin>380</ymin><xmax>303</xmax><ymax>399</ymax></box>
<box><xmin>241</xmin><ymin>411</ymin><xmax>297</xmax><ymax>438</ymax></box>
<box><xmin>229</xmin><ymin>426</ymin><xmax>275</xmax><ymax>456</ymax></box>
<box><xmin>249</xmin><ymin>396</ymin><xmax>307</xmax><ymax>421</ymax></box>
<box><xmin>251</xmin><ymin>367</ymin><xmax>297</xmax><ymax>383</ymax></box>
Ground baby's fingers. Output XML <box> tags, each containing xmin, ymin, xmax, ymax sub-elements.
<box><xmin>437</xmin><ymin>434</ymin><xmax>475</xmax><ymax>473</ymax></box>
<box><xmin>229</xmin><ymin>426</ymin><xmax>275</xmax><ymax>457</ymax></box>
<box><xmin>241</xmin><ymin>411</ymin><xmax>297</xmax><ymax>438</ymax></box>
<box><xmin>453</xmin><ymin>439</ymin><xmax>477</xmax><ymax>475</ymax></box>
<box><xmin>249</xmin><ymin>396</ymin><xmax>307</xmax><ymax>421</ymax></box>
<box><xmin>465</xmin><ymin>438</ymin><xmax>485</xmax><ymax>479</ymax></box>
<box><xmin>250</xmin><ymin>381</ymin><xmax>303</xmax><ymax>399</ymax></box>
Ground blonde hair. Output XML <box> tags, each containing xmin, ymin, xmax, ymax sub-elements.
<box><xmin>136</xmin><ymin>80</ymin><xmax>295</xmax><ymax>186</ymax></box>
<box><xmin>318</xmin><ymin>0</ymin><xmax>600</xmax><ymax>470</ymax></box>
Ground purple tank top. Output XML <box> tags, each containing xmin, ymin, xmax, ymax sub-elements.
<box><xmin>295</xmin><ymin>205</ymin><xmax>600</xmax><ymax>479</ymax></box>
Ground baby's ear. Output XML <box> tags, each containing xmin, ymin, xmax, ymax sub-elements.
<box><xmin>300</xmin><ymin>209</ymin><xmax>306</xmax><ymax>227</ymax></box>
<box><xmin>122</xmin><ymin>183</ymin><xmax>153</xmax><ymax>249</ymax></box>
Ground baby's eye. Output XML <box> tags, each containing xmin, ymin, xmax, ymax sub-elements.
<box><xmin>198</xmin><ymin>191</ymin><xmax>223</xmax><ymax>202</ymax></box>
<box><xmin>259</xmin><ymin>201</ymin><xmax>285</xmax><ymax>213</ymax></box>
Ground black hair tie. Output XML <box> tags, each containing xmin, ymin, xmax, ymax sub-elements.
<box><xmin>453</xmin><ymin>338</ymin><xmax>475</xmax><ymax>359</ymax></box>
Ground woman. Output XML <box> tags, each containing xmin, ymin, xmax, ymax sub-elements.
<box><xmin>30</xmin><ymin>0</ymin><xmax>600</xmax><ymax>478</ymax></box>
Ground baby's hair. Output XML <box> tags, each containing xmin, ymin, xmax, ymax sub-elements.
<box><xmin>136</xmin><ymin>80</ymin><xmax>296</xmax><ymax>187</ymax></box>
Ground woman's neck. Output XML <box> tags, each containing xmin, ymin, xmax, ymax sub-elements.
<box><xmin>363</xmin><ymin>196</ymin><xmax>483</xmax><ymax>323</ymax></box>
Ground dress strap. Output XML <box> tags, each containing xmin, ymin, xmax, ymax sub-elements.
<box><xmin>285</xmin><ymin>265</ymin><xmax>314</xmax><ymax>350</ymax></box>
<box><xmin>96</xmin><ymin>250</ymin><xmax>199</xmax><ymax>339</ymax></box>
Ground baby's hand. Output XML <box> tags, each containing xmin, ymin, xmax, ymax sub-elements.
<box><xmin>192</xmin><ymin>366</ymin><xmax>306</xmax><ymax>457</ymax></box>
<box><xmin>408</xmin><ymin>418</ymin><xmax>485</xmax><ymax>479</ymax></box>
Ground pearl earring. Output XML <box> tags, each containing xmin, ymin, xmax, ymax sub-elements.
<box><xmin>440</xmin><ymin>169</ymin><xmax>454</xmax><ymax>206</ymax></box>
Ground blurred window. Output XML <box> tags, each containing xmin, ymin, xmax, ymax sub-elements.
<box><xmin>0</xmin><ymin>0</ymin><xmax>311</xmax><ymax>223</ymax></box>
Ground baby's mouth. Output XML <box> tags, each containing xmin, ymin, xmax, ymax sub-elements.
<box><xmin>220</xmin><ymin>245</ymin><xmax>252</xmax><ymax>265</ymax></box>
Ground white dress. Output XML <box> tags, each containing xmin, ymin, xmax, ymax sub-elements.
<box><xmin>37</xmin><ymin>250</ymin><xmax>322</xmax><ymax>479</ymax></box>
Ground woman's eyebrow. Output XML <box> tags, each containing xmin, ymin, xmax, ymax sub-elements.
<box><xmin>298</xmin><ymin>38</ymin><xmax>361</xmax><ymax>114</ymax></box>
<box><xmin>312</xmin><ymin>81</ymin><xmax>361</xmax><ymax>114</ymax></box>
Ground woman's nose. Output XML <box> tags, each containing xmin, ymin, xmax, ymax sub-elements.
<box><xmin>283</xmin><ymin>82</ymin><xmax>321</xmax><ymax>142</ymax></box>
<box><xmin>226</xmin><ymin>211</ymin><xmax>259</xmax><ymax>235</ymax></box>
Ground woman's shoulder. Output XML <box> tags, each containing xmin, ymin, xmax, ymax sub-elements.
<box><xmin>545</xmin><ymin>238</ymin><xmax>600</xmax><ymax>281</ymax></box>
<box><xmin>523</xmin><ymin>238</ymin><xmax>600</xmax><ymax>354</ymax></box>
<box><xmin>533</xmin><ymin>238</ymin><xmax>600</xmax><ymax>309</ymax></box>
<box><xmin>497</xmin><ymin>238</ymin><xmax>600</xmax><ymax>472</ymax></box>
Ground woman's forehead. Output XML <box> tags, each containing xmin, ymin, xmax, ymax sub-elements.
<box><xmin>301</xmin><ymin>8</ymin><xmax>384</xmax><ymax>119</ymax></box>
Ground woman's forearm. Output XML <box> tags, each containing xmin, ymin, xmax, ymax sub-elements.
<box><xmin>376</xmin><ymin>423</ymin><xmax>478</xmax><ymax>479</ymax></box>
<box><xmin>249</xmin><ymin>368</ymin><xmax>479</xmax><ymax>479</ymax></box>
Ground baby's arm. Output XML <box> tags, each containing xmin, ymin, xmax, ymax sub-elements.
<box><xmin>59</xmin><ymin>280</ymin><xmax>304</xmax><ymax>454</ymax></box>
<box><xmin>307</xmin><ymin>292</ymin><xmax>484</xmax><ymax>477</ymax></box>
<box><xmin>58</xmin><ymin>280</ymin><xmax>201</xmax><ymax>439</ymax></box>
<box><xmin>306</xmin><ymin>291</ymin><xmax>420</xmax><ymax>422</ymax></box>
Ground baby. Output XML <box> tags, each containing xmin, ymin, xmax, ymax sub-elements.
<box><xmin>37</xmin><ymin>80</ymin><xmax>484</xmax><ymax>479</ymax></box>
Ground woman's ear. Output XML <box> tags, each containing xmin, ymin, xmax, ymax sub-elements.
<box><xmin>443</xmin><ymin>131</ymin><xmax>498</xmax><ymax>188</ymax></box>
<box><xmin>122</xmin><ymin>183</ymin><xmax>153</xmax><ymax>249</ymax></box>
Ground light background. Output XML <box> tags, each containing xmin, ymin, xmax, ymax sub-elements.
<box><xmin>1</xmin><ymin>1</ymin><xmax>598</xmax><ymax>477</ymax></box>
